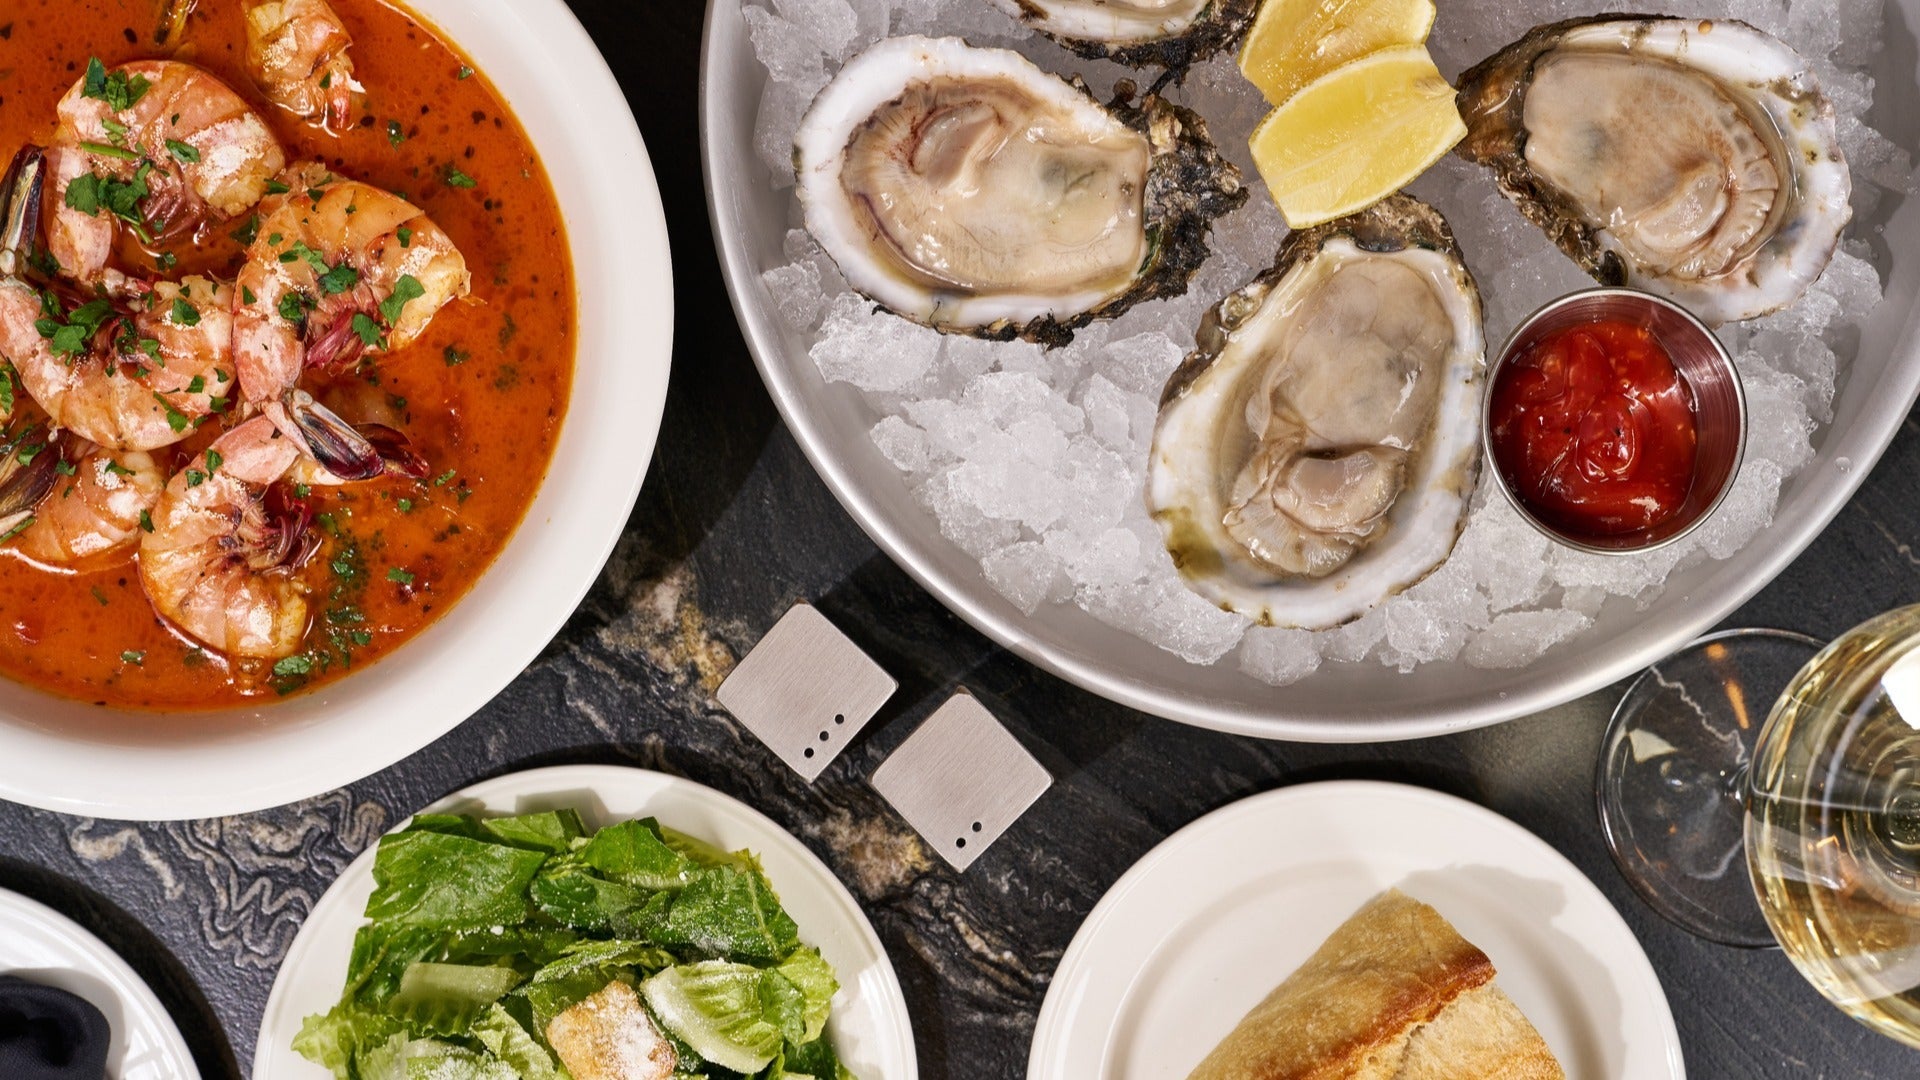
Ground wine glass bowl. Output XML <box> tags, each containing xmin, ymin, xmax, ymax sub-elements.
<box><xmin>1747</xmin><ymin>606</ymin><xmax>1920</xmax><ymax>1047</ymax></box>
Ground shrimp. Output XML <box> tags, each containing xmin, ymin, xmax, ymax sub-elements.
<box><xmin>244</xmin><ymin>0</ymin><xmax>360</xmax><ymax>128</ymax></box>
<box><xmin>0</xmin><ymin>147</ymin><xmax>239</xmax><ymax>451</ymax></box>
<box><xmin>14</xmin><ymin>438</ymin><xmax>167</xmax><ymax>568</ymax></box>
<box><xmin>0</xmin><ymin>273</ymin><xmax>237</xmax><ymax>451</ymax></box>
<box><xmin>139</xmin><ymin>415</ymin><xmax>315</xmax><ymax>658</ymax></box>
<box><xmin>234</xmin><ymin>168</ymin><xmax>469</xmax><ymax>475</ymax></box>
<box><xmin>50</xmin><ymin>58</ymin><xmax>286</xmax><ymax>281</ymax></box>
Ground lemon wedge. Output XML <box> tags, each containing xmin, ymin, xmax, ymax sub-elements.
<box><xmin>1238</xmin><ymin>0</ymin><xmax>1437</xmax><ymax>105</ymax></box>
<box><xmin>1248</xmin><ymin>44</ymin><xmax>1465</xmax><ymax>228</ymax></box>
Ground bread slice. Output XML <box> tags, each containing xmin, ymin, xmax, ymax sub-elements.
<box><xmin>1186</xmin><ymin>889</ymin><xmax>1565</xmax><ymax>1080</ymax></box>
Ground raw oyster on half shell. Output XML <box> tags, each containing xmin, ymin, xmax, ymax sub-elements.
<box><xmin>794</xmin><ymin>35</ymin><xmax>1245</xmax><ymax>347</ymax></box>
<box><xmin>986</xmin><ymin>0</ymin><xmax>1260</xmax><ymax>68</ymax></box>
<box><xmin>1147</xmin><ymin>195</ymin><xmax>1485</xmax><ymax>629</ymax></box>
<box><xmin>1456</xmin><ymin>16</ymin><xmax>1851</xmax><ymax>325</ymax></box>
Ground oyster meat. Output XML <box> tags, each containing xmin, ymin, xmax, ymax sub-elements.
<box><xmin>1456</xmin><ymin>16</ymin><xmax>1851</xmax><ymax>325</ymax></box>
<box><xmin>987</xmin><ymin>0</ymin><xmax>1259</xmax><ymax>67</ymax></box>
<box><xmin>794</xmin><ymin>35</ymin><xmax>1244</xmax><ymax>347</ymax></box>
<box><xmin>1147</xmin><ymin>195</ymin><xmax>1485</xmax><ymax>629</ymax></box>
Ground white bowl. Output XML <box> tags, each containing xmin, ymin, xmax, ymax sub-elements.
<box><xmin>0</xmin><ymin>0</ymin><xmax>674</xmax><ymax>819</ymax></box>
<box><xmin>701</xmin><ymin>0</ymin><xmax>1920</xmax><ymax>742</ymax></box>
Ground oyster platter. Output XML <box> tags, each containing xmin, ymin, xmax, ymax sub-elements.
<box><xmin>728</xmin><ymin>0</ymin><xmax>1910</xmax><ymax>714</ymax></box>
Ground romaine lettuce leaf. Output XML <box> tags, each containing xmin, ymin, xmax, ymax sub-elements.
<box><xmin>641</xmin><ymin>961</ymin><xmax>789</xmax><ymax>1074</ymax></box>
<box><xmin>365</xmin><ymin>830</ymin><xmax>547</xmax><ymax>930</ymax></box>
<box><xmin>524</xmin><ymin>968</ymin><xmax>629</xmax><ymax>1034</ymax></box>
<box><xmin>345</xmin><ymin>924</ymin><xmax>447</xmax><ymax>1008</ymax></box>
<box><xmin>529</xmin><ymin>855</ymin><xmax>646</xmax><ymax>930</ymax></box>
<box><xmin>471</xmin><ymin>1003</ymin><xmax>569</xmax><ymax>1080</ymax></box>
<box><xmin>387</xmin><ymin>961</ymin><xmax>524</xmax><ymax>1036</ymax></box>
<box><xmin>481</xmin><ymin>809</ymin><xmax>587</xmax><ymax>854</ymax></box>
<box><xmin>358</xmin><ymin>1032</ymin><xmax>519</xmax><ymax>1080</ymax></box>
<box><xmin>775</xmin><ymin>948</ymin><xmax>838</xmax><ymax>1044</ymax></box>
<box><xmin>580</xmin><ymin>819</ymin><xmax>695</xmax><ymax>889</ymax></box>
<box><xmin>658</xmin><ymin>867</ymin><xmax>799</xmax><ymax>964</ymax></box>
<box><xmin>291</xmin><ymin>1004</ymin><xmax>402</xmax><ymax>1079</ymax></box>
<box><xmin>779</xmin><ymin>1035</ymin><xmax>855</xmax><ymax>1080</ymax></box>
<box><xmin>531</xmin><ymin>938</ymin><xmax>679</xmax><ymax>985</ymax></box>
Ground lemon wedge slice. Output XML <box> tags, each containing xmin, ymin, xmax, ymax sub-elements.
<box><xmin>1248</xmin><ymin>44</ymin><xmax>1465</xmax><ymax>228</ymax></box>
<box><xmin>1238</xmin><ymin>0</ymin><xmax>1437</xmax><ymax>104</ymax></box>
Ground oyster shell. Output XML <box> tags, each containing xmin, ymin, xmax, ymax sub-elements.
<box><xmin>794</xmin><ymin>36</ymin><xmax>1244</xmax><ymax>347</ymax></box>
<box><xmin>987</xmin><ymin>0</ymin><xmax>1260</xmax><ymax>68</ymax></box>
<box><xmin>1147</xmin><ymin>195</ymin><xmax>1485</xmax><ymax>629</ymax></box>
<box><xmin>1456</xmin><ymin>16</ymin><xmax>1851</xmax><ymax>325</ymax></box>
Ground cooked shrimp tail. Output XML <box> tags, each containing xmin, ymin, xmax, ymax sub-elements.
<box><xmin>280</xmin><ymin>388</ymin><xmax>383</xmax><ymax>480</ymax></box>
<box><xmin>0</xmin><ymin>148</ymin><xmax>47</xmax><ymax>279</ymax></box>
<box><xmin>0</xmin><ymin>427</ymin><xmax>69</xmax><ymax>531</ymax></box>
<box><xmin>245</xmin><ymin>0</ymin><xmax>359</xmax><ymax>127</ymax></box>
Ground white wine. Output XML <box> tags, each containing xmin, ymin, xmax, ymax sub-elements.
<box><xmin>1748</xmin><ymin>605</ymin><xmax>1920</xmax><ymax>1048</ymax></box>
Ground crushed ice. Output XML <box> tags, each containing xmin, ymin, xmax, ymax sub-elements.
<box><xmin>743</xmin><ymin>0</ymin><xmax>1911</xmax><ymax>684</ymax></box>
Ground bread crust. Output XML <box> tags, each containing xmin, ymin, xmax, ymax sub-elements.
<box><xmin>1186</xmin><ymin>889</ymin><xmax>1561</xmax><ymax>1080</ymax></box>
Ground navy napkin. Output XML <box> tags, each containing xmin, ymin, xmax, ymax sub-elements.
<box><xmin>0</xmin><ymin>975</ymin><xmax>110</xmax><ymax>1080</ymax></box>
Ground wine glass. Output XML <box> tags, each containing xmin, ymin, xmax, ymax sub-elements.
<box><xmin>1597</xmin><ymin>608</ymin><xmax>1920</xmax><ymax>1046</ymax></box>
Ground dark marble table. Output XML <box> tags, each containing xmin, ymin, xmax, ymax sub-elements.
<box><xmin>3</xmin><ymin>2</ymin><xmax>1918</xmax><ymax>1077</ymax></box>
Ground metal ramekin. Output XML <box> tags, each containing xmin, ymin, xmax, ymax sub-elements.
<box><xmin>1482</xmin><ymin>287</ymin><xmax>1747</xmax><ymax>555</ymax></box>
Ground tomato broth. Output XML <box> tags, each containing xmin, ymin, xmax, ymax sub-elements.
<box><xmin>0</xmin><ymin>0</ymin><xmax>575</xmax><ymax>709</ymax></box>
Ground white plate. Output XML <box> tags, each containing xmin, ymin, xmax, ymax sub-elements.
<box><xmin>0</xmin><ymin>0</ymin><xmax>674</xmax><ymax>819</ymax></box>
<box><xmin>253</xmin><ymin>765</ymin><xmax>916</xmax><ymax>1080</ymax></box>
<box><xmin>0</xmin><ymin>886</ymin><xmax>198</xmax><ymax>1080</ymax></box>
<box><xmin>1029</xmin><ymin>781</ymin><xmax>1685</xmax><ymax>1080</ymax></box>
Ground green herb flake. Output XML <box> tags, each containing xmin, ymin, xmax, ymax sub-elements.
<box><xmin>265</xmin><ymin>179</ymin><xmax>291</xmax><ymax>195</ymax></box>
<box><xmin>121</xmin><ymin>650</ymin><xmax>145</xmax><ymax>665</ymax></box>
<box><xmin>169</xmin><ymin>297</ymin><xmax>200</xmax><ymax>327</ymax></box>
<box><xmin>350</xmin><ymin>312</ymin><xmax>384</xmax><ymax>348</ymax></box>
<box><xmin>273</xmin><ymin>655</ymin><xmax>314</xmax><ymax>677</ymax></box>
<box><xmin>139</xmin><ymin>509</ymin><xmax>153</xmax><ymax>533</ymax></box>
<box><xmin>81</xmin><ymin>57</ymin><xmax>152</xmax><ymax>111</ymax></box>
<box><xmin>379</xmin><ymin>275</ymin><xmax>425</xmax><ymax>325</ymax></box>
<box><xmin>443</xmin><ymin>345</ymin><xmax>467</xmax><ymax>367</ymax></box>
<box><xmin>229</xmin><ymin>214</ymin><xmax>261</xmax><ymax>246</ymax></box>
<box><xmin>396</xmin><ymin>226</ymin><xmax>413</xmax><ymax>248</ymax></box>
<box><xmin>445</xmin><ymin>164</ymin><xmax>477</xmax><ymax>189</ymax></box>
<box><xmin>387</xmin><ymin>119</ymin><xmax>405</xmax><ymax>146</ymax></box>
<box><xmin>457</xmin><ymin>65</ymin><xmax>474</xmax><ymax>80</ymax></box>
<box><xmin>165</xmin><ymin>138</ymin><xmax>200</xmax><ymax>164</ymax></box>
<box><xmin>205</xmin><ymin>449</ymin><xmax>224</xmax><ymax>473</ymax></box>
<box><xmin>387</xmin><ymin>566</ymin><xmax>416</xmax><ymax>586</ymax></box>
<box><xmin>432</xmin><ymin>468</ymin><xmax>456</xmax><ymax>487</ymax></box>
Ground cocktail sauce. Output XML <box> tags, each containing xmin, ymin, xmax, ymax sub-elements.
<box><xmin>1489</xmin><ymin>319</ymin><xmax>1698</xmax><ymax>537</ymax></box>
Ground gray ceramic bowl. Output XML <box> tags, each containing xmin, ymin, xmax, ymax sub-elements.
<box><xmin>700</xmin><ymin>0</ymin><xmax>1920</xmax><ymax>741</ymax></box>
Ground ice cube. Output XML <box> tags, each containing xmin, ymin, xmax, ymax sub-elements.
<box><xmin>1240</xmin><ymin>626</ymin><xmax>1323</xmax><ymax>686</ymax></box>
<box><xmin>1464</xmin><ymin>610</ymin><xmax>1595</xmax><ymax>669</ymax></box>
<box><xmin>761</xmin><ymin>260</ymin><xmax>827</xmax><ymax>331</ymax></box>
<box><xmin>983</xmin><ymin>541</ymin><xmax>1070</xmax><ymax>615</ymax></box>
<box><xmin>810</xmin><ymin>294</ymin><xmax>943</xmax><ymax>393</ymax></box>
<box><xmin>772</xmin><ymin>0</ymin><xmax>860</xmax><ymax>61</ymax></box>
<box><xmin>870</xmin><ymin>415</ymin><xmax>933</xmax><ymax>473</ymax></box>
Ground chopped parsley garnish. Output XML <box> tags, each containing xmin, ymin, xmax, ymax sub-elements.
<box><xmin>242</xmin><ymin>286</ymin><xmax>257</xmax><ymax>305</ymax></box>
<box><xmin>350</xmin><ymin>312</ymin><xmax>383</xmax><ymax>348</ymax></box>
<box><xmin>443</xmin><ymin>346</ymin><xmax>467</xmax><ymax>367</ymax></box>
<box><xmin>64</xmin><ymin>163</ymin><xmax>156</xmax><ymax>243</ymax></box>
<box><xmin>81</xmin><ymin>57</ymin><xmax>151</xmax><ymax>112</ymax></box>
<box><xmin>318</xmin><ymin>261</ymin><xmax>359</xmax><ymax>295</ymax></box>
<box><xmin>35</xmin><ymin>295</ymin><xmax>117</xmax><ymax>358</ymax></box>
<box><xmin>387</xmin><ymin>566</ymin><xmax>416</xmax><ymax>586</ymax></box>
<box><xmin>379</xmin><ymin>274</ymin><xmax>424</xmax><ymax>325</ymax></box>
<box><xmin>185</xmin><ymin>375</ymin><xmax>205</xmax><ymax>394</ymax></box>
<box><xmin>205</xmin><ymin>449</ymin><xmax>224</xmax><ymax>473</ymax></box>
<box><xmin>169</xmin><ymin>297</ymin><xmax>199</xmax><ymax>327</ymax></box>
<box><xmin>457</xmin><ymin>65</ymin><xmax>474</xmax><ymax>80</ymax></box>
<box><xmin>105</xmin><ymin>460</ymin><xmax>134</xmax><ymax>477</ymax></box>
<box><xmin>121</xmin><ymin>650</ymin><xmax>144</xmax><ymax>665</ymax></box>
<box><xmin>165</xmin><ymin>138</ymin><xmax>200</xmax><ymax>163</ymax></box>
<box><xmin>54</xmin><ymin>459</ymin><xmax>76</xmax><ymax>477</ymax></box>
<box><xmin>0</xmin><ymin>365</ymin><xmax>14</xmax><ymax>415</ymax></box>
<box><xmin>184</xmin><ymin>468</ymin><xmax>206</xmax><ymax>487</ymax></box>
<box><xmin>230</xmin><ymin>214</ymin><xmax>261</xmax><ymax>246</ymax></box>
<box><xmin>396</xmin><ymin>498</ymin><xmax>414</xmax><ymax>513</ymax></box>
<box><xmin>265</xmin><ymin>179</ymin><xmax>291</xmax><ymax>195</ymax></box>
<box><xmin>154</xmin><ymin>251</ymin><xmax>176</xmax><ymax>272</ymax></box>
<box><xmin>272</xmin><ymin>655</ymin><xmax>314</xmax><ymax>677</ymax></box>
<box><xmin>153</xmin><ymin>393</ymin><xmax>189</xmax><ymax>433</ymax></box>
<box><xmin>396</xmin><ymin>226</ymin><xmax>413</xmax><ymax>249</ymax></box>
<box><xmin>432</xmin><ymin>468</ymin><xmax>456</xmax><ymax>487</ymax></box>
<box><xmin>0</xmin><ymin>517</ymin><xmax>33</xmax><ymax>545</ymax></box>
<box><xmin>139</xmin><ymin>509</ymin><xmax>154</xmax><ymax>533</ymax></box>
<box><xmin>278</xmin><ymin>290</ymin><xmax>314</xmax><ymax>326</ymax></box>
<box><xmin>444</xmin><ymin>164</ymin><xmax>477</xmax><ymax>189</ymax></box>
<box><xmin>387</xmin><ymin>120</ymin><xmax>405</xmax><ymax>146</ymax></box>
